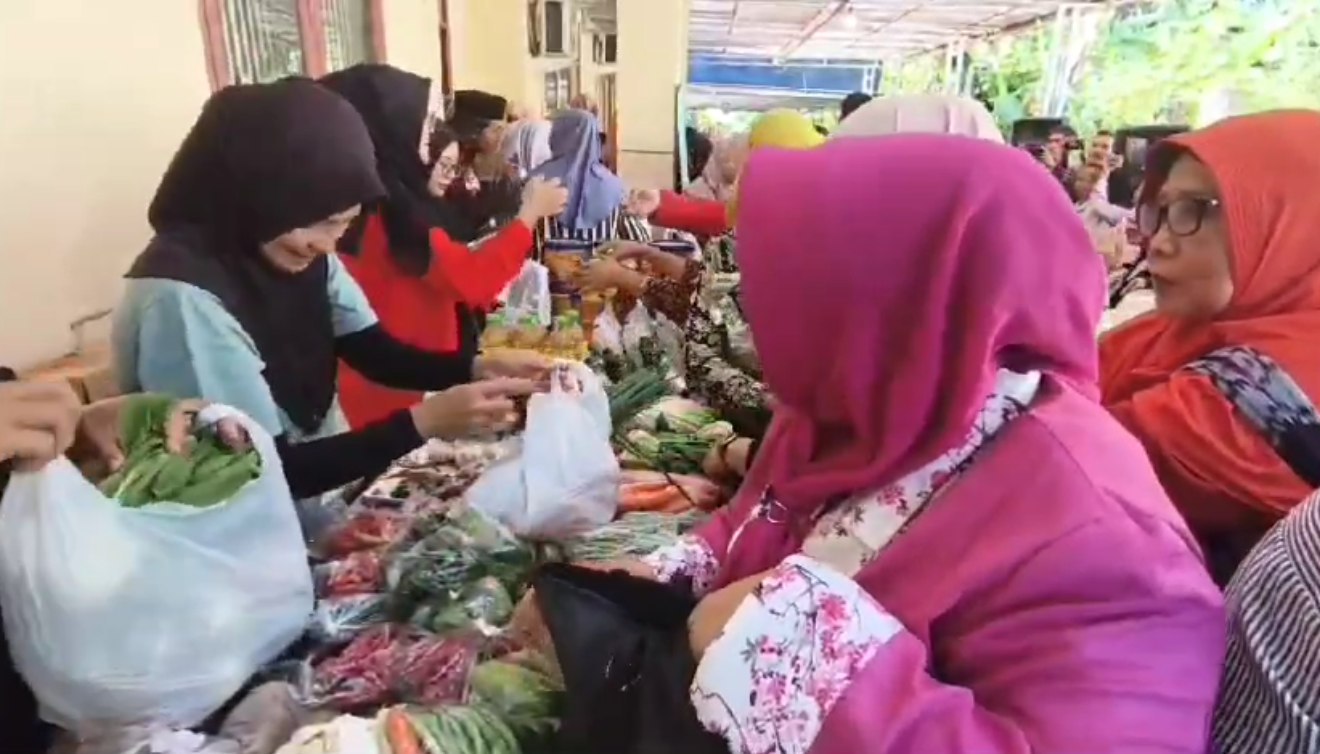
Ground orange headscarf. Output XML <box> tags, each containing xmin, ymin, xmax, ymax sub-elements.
<box><xmin>1100</xmin><ymin>110</ymin><xmax>1320</xmax><ymax>529</ymax></box>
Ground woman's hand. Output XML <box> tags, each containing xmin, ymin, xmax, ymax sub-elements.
<box><xmin>574</xmin><ymin>257</ymin><xmax>646</xmax><ymax>295</ymax></box>
<box><xmin>410</xmin><ymin>378</ymin><xmax>539</xmax><ymax>439</ymax></box>
<box><xmin>0</xmin><ymin>379</ymin><xmax>82</xmax><ymax>471</ymax></box>
<box><xmin>689</xmin><ymin>569</ymin><xmax>770</xmax><ymax>660</ymax></box>
<box><xmin>702</xmin><ymin>437</ymin><xmax>753</xmax><ymax>479</ymax></box>
<box><xmin>517</xmin><ymin>176</ymin><xmax>568</xmax><ymax>226</ymax></box>
<box><xmin>626</xmin><ymin>188</ymin><xmax>662</xmax><ymax>217</ymax></box>
<box><xmin>73</xmin><ymin>397</ymin><xmax>248</xmax><ymax>477</ymax></box>
<box><xmin>610</xmin><ymin>242</ymin><xmax>689</xmax><ymax>281</ymax></box>
<box><xmin>475</xmin><ymin>350</ymin><xmax>554</xmax><ymax>381</ymax></box>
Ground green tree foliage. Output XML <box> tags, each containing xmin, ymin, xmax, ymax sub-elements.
<box><xmin>883</xmin><ymin>0</ymin><xmax>1320</xmax><ymax>136</ymax></box>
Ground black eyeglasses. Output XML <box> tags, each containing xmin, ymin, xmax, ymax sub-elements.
<box><xmin>1136</xmin><ymin>197</ymin><xmax>1221</xmax><ymax>237</ymax></box>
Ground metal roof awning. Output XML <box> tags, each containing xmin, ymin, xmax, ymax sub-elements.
<box><xmin>685</xmin><ymin>83</ymin><xmax>851</xmax><ymax>111</ymax></box>
<box><xmin>689</xmin><ymin>0</ymin><xmax>1111</xmax><ymax>62</ymax></box>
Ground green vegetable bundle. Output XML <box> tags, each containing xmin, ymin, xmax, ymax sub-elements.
<box><xmin>605</xmin><ymin>368</ymin><xmax>671</xmax><ymax>431</ymax></box>
<box><xmin>468</xmin><ymin>654</ymin><xmax>562</xmax><ymax>737</ymax></box>
<box><xmin>405</xmin><ymin>703</ymin><xmax>523</xmax><ymax>754</ymax></box>
<box><xmin>565</xmin><ymin>510</ymin><xmax>708</xmax><ymax>562</ymax></box>
<box><xmin>385</xmin><ymin>507</ymin><xmax>566</xmax><ymax>629</ymax></box>
<box><xmin>98</xmin><ymin>395</ymin><xmax>260</xmax><ymax>508</ymax></box>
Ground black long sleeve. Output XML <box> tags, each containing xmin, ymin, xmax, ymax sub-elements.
<box><xmin>276</xmin><ymin>408</ymin><xmax>422</xmax><ymax>499</ymax></box>
<box><xmin>337</xmin><ymin>324</ymin><xmax>474</xmax><ymax>392</ymax></box>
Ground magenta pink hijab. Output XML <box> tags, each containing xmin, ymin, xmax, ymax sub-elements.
<box><xmin>723</xmin><ymin>134</ymin><xmax>1104</xmax><ymax>579</ymax></box>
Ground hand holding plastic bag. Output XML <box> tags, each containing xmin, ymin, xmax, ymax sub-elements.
<box><xmin>0</xmin><ymin>404</ymin><xmax>313</xmax><ymax>732</ymax></box>
<box><xmin>467</xmin><ymin>362</ymin><xmax>619</xmax><ymax>539</ymax></box>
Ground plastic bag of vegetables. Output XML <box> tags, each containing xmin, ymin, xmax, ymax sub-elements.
<box><xmin>0</xmin><ymin>403</ymin><xmax>313</xmax><ymax>731</ymax></box>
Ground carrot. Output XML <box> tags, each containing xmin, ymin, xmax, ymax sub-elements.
<box><xmin>384</xmin><ymin>706</ymin><xmax>424</xmax><ymax>754</ymax></box>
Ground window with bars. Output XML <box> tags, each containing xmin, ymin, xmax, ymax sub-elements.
<box><xmin>201</xmin><ymin>0</ymin><xmax>396</xmax><ymax>89</ymax></box>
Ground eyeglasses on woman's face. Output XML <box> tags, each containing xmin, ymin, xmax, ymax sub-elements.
<box><xmin>1136</xmin><ymin>196</ymin><xmax>1222</xmax><ymax>238</ymax></box>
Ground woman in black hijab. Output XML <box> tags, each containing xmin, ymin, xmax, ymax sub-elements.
<box><xmin>446</xmin><ymin>89</ymin><xmax>527</xmax><ymax>230</ymax></box>
<box><xmin>112</xmin><ymin>78</ymin><xmax>541</xmax><ymax>509</ymax></box>
<box><xmin>318</xmin><ymin>65</ymin><xmax>565</xmax><ymax>430</ymax></box>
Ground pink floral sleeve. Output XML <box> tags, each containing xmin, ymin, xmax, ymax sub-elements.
<box><xmin>690</xmin><ymin>554</ymin><xmax>902</xmax><ymax>754</ymax></box>
<box><xmin>642</xmin><ymin>534</ymin><xmax>720</xmax><ymax>594</ymax></box>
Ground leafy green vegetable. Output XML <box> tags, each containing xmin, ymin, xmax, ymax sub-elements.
<box><xmin>97</xmin><ymin>395</ymin><xmax>260</xmax><ymax>508</ymax></box>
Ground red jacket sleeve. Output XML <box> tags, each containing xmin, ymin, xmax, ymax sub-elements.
<box><xmin>421</xmin><ymin>221</ymin><xmax>534</xmax><ymax>306</ymax></box>
<box><xmin>651</xmin><ymin>191</ymin><xmax>729</xmax><ymax>238</ymax></box>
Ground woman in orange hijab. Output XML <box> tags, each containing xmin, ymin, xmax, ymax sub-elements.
<box><xmin>1101</xmin><ymin>110</ymin><xmax>1320</xmax><ymax>584</ymax></box>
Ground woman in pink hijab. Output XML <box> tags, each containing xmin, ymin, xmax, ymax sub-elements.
<box><xmin>619</xmin><ymin>135</ymin><xmax>1221</xmax><ymax>752</ymax></box>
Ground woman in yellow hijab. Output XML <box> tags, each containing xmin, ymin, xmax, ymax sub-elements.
<box><xmin>629</xmin><ymin>109</ymin><xmax>825</xmax><ymax>237</ymax></box>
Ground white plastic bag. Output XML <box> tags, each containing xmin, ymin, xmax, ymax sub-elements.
<box><xmin>591</xmin><ymin>306</ymin><xmax>624</xmax><ymax>354</ymax></box>
<box><xmin>467</xmin><ymin>362</ymin><xmax>619</xmax><ymax>539</ymax></box>
<box><xmin>500</xmin><ymin>260</ymin><xmax>552</xmax><ymax>327</ymax></box>
<box><xmin>0</xmin><ymin>405</ymin><xmax>314</xmax><ymax>733</ymax></box>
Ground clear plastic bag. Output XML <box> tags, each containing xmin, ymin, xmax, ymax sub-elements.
<box><xmin>311</xmin><ymin>626</ymin><xmax>481</xmax><ymax>710</ymax></box>
<box><xmin>0</xmin><ymin>405</ymin><xmax>313</xmax><ymax>732</ymax></box>
<box><xmin>467</xmin><ymin>363</ymin><xmax>619</xmax><ymax>539</ymax></box>
<box><xmin>309</xmin><ymin>594</ymin><xmax>391</xmax><ymax>645</ymax></box>
<box><xmin>591</xmin><ymin>306</ymin><xmax>624</xmax><ymax>354</ymax></box>
<box><xmin>501</xmin><ymin>260</ymin><xmax>552</xmax><ymax>327</ymax></box>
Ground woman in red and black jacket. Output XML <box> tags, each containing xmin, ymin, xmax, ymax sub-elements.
<box><xmin>320</xmin><ymin>65</ymin><xmax>567</xmax><ymax>429</ymax></box>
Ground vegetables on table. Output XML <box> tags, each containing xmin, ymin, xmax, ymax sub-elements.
<box><xmin>618</xmin><ymin>471</ymin><xmax>724</xmax><ymax>513</ymax></box>
<box><xmin>409</xmin><ymin>576</ymin><xmax>515</xmax><ymax>635</ymax></box>
<box><xmin>382</xmin><ymin>706</ymin><xmax>424</xmax><ymax>754</ymax></box>
<box><xmin>467</xmin><ymin>657</ymin><xmax>562</xmax><ymax>733</ymax></box>
<box><xmin>405</xmin><ymin>704</ymin><xmax>521</xmax><ymax>754</ymax></box>
<box><xmin>312</xmin><ymin>626</ymin><xmax>480</xmax><ymax>710</ymax></box>
<box><xmin>97</xmin><ymin>394</ymin><xmax>261</xmax><ymax>508</ymax></box>
<box><xmin>605</xmin><ymin>368</ymin><xmax>672</xmax><ymax>431</ymax></box>
<box><xmin>631</xmin><ymin>397</ymin><xmax>718</xmax><ymax>433</ymax></box>
<box><xmin>565</xmin><ymin>509</ymin><xmax>709</xmax><ymax>562</ymax></box>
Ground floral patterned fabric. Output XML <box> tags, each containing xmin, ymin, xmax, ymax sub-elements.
<box><xmin>692</xmin><ymin>555</ymin><xmax>902</xmax><ymax>754</ymax></box>
<box><xmin>683</xmin><ymin>369</ymin><xmax>1039</xmax><ymax>754</ymax></box>
<box><xmin>642</xmin><ymin>369</ymin><xmax>1039</xmax><ymax>604</ymax></box>
<box><xmin>643</xmin><ymin>534</ymin><xmax>720</xmax><ymax>594</ymax></box>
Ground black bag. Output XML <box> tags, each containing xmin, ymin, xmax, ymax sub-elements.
<box><xmin>532</xmin><ymin>563</ymin><xmax>729</xmax><ymax>754</ymax></box>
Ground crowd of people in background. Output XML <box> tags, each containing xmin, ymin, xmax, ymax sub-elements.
<box><xmin>4</xmin><ymin>64</ymin><xmax>1320</xmax><ymax>754</ymax></box>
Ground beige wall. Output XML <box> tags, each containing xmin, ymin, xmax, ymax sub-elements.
<box><xmin>615</xmin><ymin>0</ymin><xmax>689</xmax><ymax>188</ymax></box>
<box><xmin>0</xmin><ymin>0</ymin><xmax>212</xmax><ymax>368</ymax></box>
<box><xmin>0</xmin><ymin>0</ymin><xmax>452</xmax><ymax>369</ymax></box>
<box><xmin>381</xmin><ymin>0</ymin><xmax>445</xmax><ymax>82</ymax></box>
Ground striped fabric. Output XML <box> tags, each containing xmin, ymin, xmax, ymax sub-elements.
<box><xmin>531</xmin><ymin>205</ymin><xmax>651</xmax><ymax>263</ymax></box>
<box><xmin>1215</xmin><ymin>488</ymin><xmax>1320</xmax><ymax>754</ymax></box>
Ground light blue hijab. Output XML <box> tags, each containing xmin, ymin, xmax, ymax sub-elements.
<box><xmin>529</xmin><ymin>109</ymin><xmax>625</xmax><ymax>230</ymax></box>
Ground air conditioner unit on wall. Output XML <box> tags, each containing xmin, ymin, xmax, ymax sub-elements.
<box><xmin>529</xmin><ymin>0</ymin><xmax>569</xmax><ymax>57</ymax></box>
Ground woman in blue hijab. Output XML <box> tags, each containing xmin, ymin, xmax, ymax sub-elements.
<box><xmin>526</xmin><ymin>108</ymin><xmax>650</xmax><ymax>260</ymax></box>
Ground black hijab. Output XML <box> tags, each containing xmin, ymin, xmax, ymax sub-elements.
<box><xmin>449</xmin><ymin>89</ymin><xmax>510</xmax><ymax>142</ymax></box>
<box><xmin>320</xmin><ymin>64</ymin><xmax>479</xmax><ymax>271</ymax></box>
<box><xmin>126</xmin><ymin>78</ymin><xmax>384</xmax><ymax>435</ymax></box>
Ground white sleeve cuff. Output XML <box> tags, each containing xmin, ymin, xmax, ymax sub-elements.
<box><xmin>690</xmin><ymin>554</ymin><xmax>903</xmax><ymax>754</ymax></box>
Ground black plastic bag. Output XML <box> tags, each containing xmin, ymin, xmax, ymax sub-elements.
<box><xmin>531</xmin><ymin>563</ymin><xmax>728</xmax><ymax>754</ymax></box>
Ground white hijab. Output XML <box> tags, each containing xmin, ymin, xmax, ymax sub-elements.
<box><xmin>830</xmin><ymin>94</ymin><xmax>1004</xmax><ymax>143</ymax></box>
<box><xmin>501</xmin><ymin>120</ymin><xmax>553</xmax><ymax>174</ymax></box>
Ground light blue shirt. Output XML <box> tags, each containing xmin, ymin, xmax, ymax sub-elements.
<box><xmin>112</xmin><ymin>254</ymin><xmax>378</xmax><ymax>442</ymax></box>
